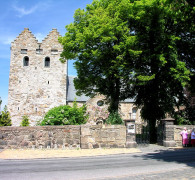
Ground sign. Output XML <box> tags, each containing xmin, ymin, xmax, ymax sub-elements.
<box><xmin>127</xmin><ymin>123</ymin><xmax>135</xmax><ymax>134</ymax></box>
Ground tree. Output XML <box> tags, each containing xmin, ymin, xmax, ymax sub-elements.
<box><xmin>21</xmin><ymin>115</ymin><xmax>30</xmax><ymax>126</ymax></box>
<box><xmin>60</xmin><ymin>0</ymin><xmax>192</xmax><ymax>142</ymax></box>
<box><xmin>0</xmin><ymin>106</ymin><xmax>12</xmax><ymax>126</ymax></box>
<box><xmin>59</xmin><ymin>0</ymin><xmax>138</xmax><ymax>113</ymax></box>
<box><xmin>38</xmin><ymin>101</ymin><xmax>88</xmax><ymax>126</ymax></box>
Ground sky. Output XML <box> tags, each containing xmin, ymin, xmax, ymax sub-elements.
<box><xmin>0</xmin><ymin>0</ymin><xmax>93</xmax><ymax>109</ymax></box>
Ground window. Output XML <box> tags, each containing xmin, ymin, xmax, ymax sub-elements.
<box><xmin>97</xmin><ymin>100</ymin><xmax>104</xmax><ymax>106</ymax></box>
<box><xmin>23</xmin><ymin>56</ymin><xmax>29</xmax><ymax>66</ymax></box>
<box><xmin>36</xmin><ymin>49</ymin><xmax>43</xmax><ymax>54</ymax></box>
<box><xmin>51</xmin><ymin>49</ymin><xmax>58</xmax><ymax>55</ymax></box>
<box><xmin>45</xmin><ymin>57</ymin><xmax>50</xmax><ymax>67</ymax></box>
<box><xmin>21</xmin><ymin>49</ymin><xmax>27</xmax><ymax>54</ymax></box>
<box><xmin>132</xmin><ymin>107</ymin><xmax>137</xmax><ymax>120</ymax></box>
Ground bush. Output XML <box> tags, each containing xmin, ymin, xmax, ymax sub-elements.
<box><xmin>105</xmin><ymin>112</ymin><xmax>123</xmax><ymax>125</ymax></box>
<box><xmin>0</xmin><ymin>106</ymin><xmax>12</xmax><ymax>126</ymax></box>
<box><xmin>38</xmin><ymin>101</ymin><xmax>88</xmax><ymax>126</ymax></box>
<box><xmin>21</xmin><ymin>115</ymin><xmax>30</xmax><ymax>126</ymax></box>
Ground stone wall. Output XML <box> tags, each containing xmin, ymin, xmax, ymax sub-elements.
<box><xmin>0</xmin><ymin>125</ymin><xmax>126</xmax><ymax>149</ymax></box>
<box><xmin>174</xmin><ymin>125</ymin><xmax>195</xmax><ymax>147</ymax></box>
<box><xmin>0</xmin><ymin>126</ymin><xmax>80</xmax><ymax>149</ymax></box>
<box><xmin>81</xmin><ymin>125</ymin><xmax>126</xmax><ymax>149</ymax></box>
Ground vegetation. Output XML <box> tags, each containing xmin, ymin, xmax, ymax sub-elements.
<box><xmin>105</xmin><ymin>112</ymin><xmax>123</xmax><ymax>125</ymax></box>
<box><xmin>38</xmin><ymin>101</ymin><xmax>88</xmax><ymax>126</ymax></box>
<box><xmin>0</xmin><ymin>106</ymin><xmax>12</xmax><ymax>126</ymax></box>
<box><xmin>60</xmin><ymin>0</ymin><xmax>194</xmax><ymax>142</ymax></box>
<box><xmin>21</xmin><ymin>115</ymin><xmax>30</xmax><ymax>126</ymax></box>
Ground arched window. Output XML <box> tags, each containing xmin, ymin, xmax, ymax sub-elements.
<box><xmin>45</xmin><ymin>57</ymin><xmax>50</xmax><ymax>67</ymax></box>
<box><xmin>23</xmin><ymin>56</ymin><xmax>29</xmax><ymax>66</ymax></box>
<box><xmin>132</xmin><ymin>107</ymin><xmax>137</xmax><ymax>120</ymax></box>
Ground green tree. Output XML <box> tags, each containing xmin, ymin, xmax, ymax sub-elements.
<box><xmin>39</xmin><ymin>101</ymin><xmax>88</xmax><ymax>126</ymax></box>
<box><xmin>59</xmin><ymin>0</ymin><xmax>137</xmax><ymax>113</ymax></box>
<box><xmin>0</xmin><ymin>106</ymin><xmax>12</xmax><ymax>126</ymax></box>
<box><xmin>21</xmin><ymin>115</ymin><xmax>30</xmax><ymax>126</ymax></box>
<box><xmin>60</xmin><ymin>0</ymin><xmax>193</xmax><ymax>142</ymax></box>
<box><xmin>128</xmin><ymin>0</ymin><xmax>192</xmax><ymax>142</ymax></box>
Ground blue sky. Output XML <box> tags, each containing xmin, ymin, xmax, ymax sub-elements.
<box><xmin>0</xmin><ymin>0</ymin><xmax>93</xmax><ymax>109</ymax></box>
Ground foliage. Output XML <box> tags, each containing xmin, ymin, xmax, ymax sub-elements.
<box><xmin>39</xmin><ymin>101</ymin><xmax>88</xmax><ymax>126</ymax></box>
<box><xmin>59</xmin><ymin>0</ymin><xmax>194</xmax><ymax>142</ymax></box>
<box><xmin>105</xmin><ymin>112</ymin><xmax>123</xmax><ymax>125</ymax></box>
<box><xmin>21</xmin><ymin>115</ymin><xmax>30</xmax><ymax>126</ymax></box>
<box><xmin>59</xmin><ymin>0</ymin><xmax>137</xmax><ymax>113</ymax></box>
<box><xmin>0</xmin><ymin>106</ymin><xmax>12</xmax><ymax>126</ymax></box>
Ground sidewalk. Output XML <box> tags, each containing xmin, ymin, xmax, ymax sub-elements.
<box><xmin>0</xmin><ymin>148</ymin><xmax>141</xmax><ymax>160</ymax></box>
<box><xmin>0</xmin><ymin>144</ymin><xmax>187</xmax><ymax>160</ymax></box>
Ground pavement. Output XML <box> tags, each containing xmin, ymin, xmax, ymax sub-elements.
<box><xmin>0</xmin><ymin>144</ymin><xmax>187</xmax><ymax>160</ymax></box>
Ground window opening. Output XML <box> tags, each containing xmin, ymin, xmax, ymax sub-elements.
<box><xmin>45</xmin><ymin>57</ymin><xmax>50</xmax><ymax>67</ymax></box>
<box><xmin>23</xmin><ymin>56</ymin><xmax>29</xmax><ymax>66</ymax></box>
<box><xmin>21</xmin><ymin>49</ymin><xmax>27</xmax><ymax>54</ymax></box>
<box><xmin>48</xmin><ymin>81</ymin><xmax>49</xmax><ymax>84</ymax></box>
<box><xmin>97</xmin><ymin>100</ymin><xmax>104</xmax><ymax>106</ymax></box>
<box><xmin>51</xmin><ymin>49</ymin><xmax>58</xmax><ymax>55</ymax></box>
<box><xmin>36</xmin><ymin>49</ymin><xmax>43</xmax><ymax>54</ymax></box>
<box><xmin>132</xmin><ymin>108</ymin><xmax>137</xmax><ymax>120</ymax></box>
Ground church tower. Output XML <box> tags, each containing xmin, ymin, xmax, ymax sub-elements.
<box><xmin>8</xmin><ymin>28</ymin><xmax>67</xmax><ymax>126</ymax></box>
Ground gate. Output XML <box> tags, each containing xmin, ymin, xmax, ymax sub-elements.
<box><xmin>136</xmin><ymin>123</ymin><xmax>150</xmax><ymax>145</ymax></box>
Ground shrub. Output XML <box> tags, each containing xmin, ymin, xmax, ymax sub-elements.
<box><xmin>0</xmin><ymin>106</ymin><xmax>12</xmax><ymax>126</ymax></box>
<box><xmin>21</xmin><ymin>115</ymin><xmax>30</xmax><ymax>126</ymax></box>
<box><xmin>105</xmin><ymin>112</ymin><xmax>123</xmax><ymax>125</ymax></box>
<box><xmin>39</xmin><ymin>101</ymin><xmax>88</xmax><ymax>126</ymax></box>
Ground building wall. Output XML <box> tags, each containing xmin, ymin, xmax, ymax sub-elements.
<box><xmin>8</xmin><ymin>28</ymin><xmax>67</xmax><ymax>126</ymax></box>
<box><xmin>67</xmin><ymin>95</ymin><xmax>142</xmax><ymax>125</ymax></box>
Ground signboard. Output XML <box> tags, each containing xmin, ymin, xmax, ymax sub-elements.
<box><xmin>127</xmin><ymin>123</ymin><xmax>135</xmax><ymax>134</ymax></box>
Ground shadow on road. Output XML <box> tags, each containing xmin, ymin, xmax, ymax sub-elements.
<box><xmin>133</xmin><ymin>147</ymin><xmax>195</xmax><ymax>168</ymax></box>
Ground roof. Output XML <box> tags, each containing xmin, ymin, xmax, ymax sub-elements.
<box><xmin>67</xmin><ymin>76</ymin><xmax>135</xmax><ymax>103</ymax></box>
<box><xmin>67</xmin><ymin>76</ymin><xmax>90</xmax><ymax>102</ymax></box>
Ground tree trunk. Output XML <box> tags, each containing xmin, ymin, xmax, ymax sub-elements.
<box><xmin>149</xmin><ymin>118</ymin><xmax>157</xmax><ymax>143</ymax></box>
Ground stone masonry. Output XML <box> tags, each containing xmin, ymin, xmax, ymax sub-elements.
<box><xmin>0</xmin><ymin>125</ymin><xmax>126</xmax><ymax>149</ymax></box>
<box><xmin>8</xmin><ymin>28</ymin><xmax>67</xmax><ymax>126</ymax></box>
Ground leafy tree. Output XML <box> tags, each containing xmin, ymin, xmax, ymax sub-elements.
<box><xmin>59</xmin><ymin>0</ymin><xmax>137</xmax><ymax>113</ymax></box>
<box><xmin>39</xmin><ymin>101</ymin><xmax>88</xmax><ymax>126</ymax></box>
<box><xmin>59</xmin><ymin>0</ymin><xmax>193</xmax><ymax>142</ymax></box>
<box><xmin>0</xmin><ymin>106</ymin><xmax>12</xmax><ymax>126</ymax></box>
<box><xmin>21</xmin><ymin>115</ymin><xmax>30</xmax><ymax>126</ymax></box>
<box><xmin>105</xmin><ymin>112</ymin><xmax>123</xmax><ymax>125</ymax></box>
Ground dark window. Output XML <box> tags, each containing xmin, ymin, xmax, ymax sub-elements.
<box><xmin>36</xmin><ymin>49</ymin><xmax>43</xmax><ymax>54</ymax></box>
<box><xmin>97</xmin><ymin>100</ymin><xmax>104</xmax><ymax>106</ymax></box>
<box><xmin>51</xmin><ymin>49</ymin><xmax>58</xmax><ymax>55</ymax></box>
<box><xmin>21</xmin><ymin>49</ymin><xmax>27</xmax><ymax>54</ymax></box>
<box><xmin>23</xmin><ymin>56</ymin><xmax>29</xmax><ymax>66</ymax></box>
<box><xmin>45</xmin><ymin>57</ymin><xmax>50</xmax><ymax>67</ymax></box>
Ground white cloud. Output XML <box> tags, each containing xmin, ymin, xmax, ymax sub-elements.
<box><xmin>13</xmin><ymin>1</ymin><xmax>52</xmax><ymax>18</ymax></box>
<box><xmin>13</xmin><ymin>5</ymin><xmax>39</xmax><ymax>17</ymax></box>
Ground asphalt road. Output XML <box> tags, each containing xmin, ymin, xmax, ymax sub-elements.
<box><xmin>0</xmin><ymin>148</ymin><xmax>195</xmax><ymax>180</ymax></box>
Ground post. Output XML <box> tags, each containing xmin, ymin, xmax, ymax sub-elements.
<box><xmin>124</xmin><ymin>119</ymin><xmax>137</xmax><ymax>148</ymax></box>
<box><xmin>161</xmin><ymin>117</ymin><xmax>176</xmax><ymax>147</ymax></box>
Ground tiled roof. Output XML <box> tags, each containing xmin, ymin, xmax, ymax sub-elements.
<box><xmin>67</xmin><ymin>76</ymin><xmax>135</xmax><ymax>103</ymax></box>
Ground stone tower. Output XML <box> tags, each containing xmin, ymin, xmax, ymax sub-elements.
<box><xmin>8</xmin><ymin>28</ymin><xmax>67</xmax><ymax>126</ymax></box>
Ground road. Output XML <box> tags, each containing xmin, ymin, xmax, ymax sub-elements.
<box><xmin>0</xmin><ymin>148</ymin><xmax>195</xmax><ymax>180</ymax></box>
